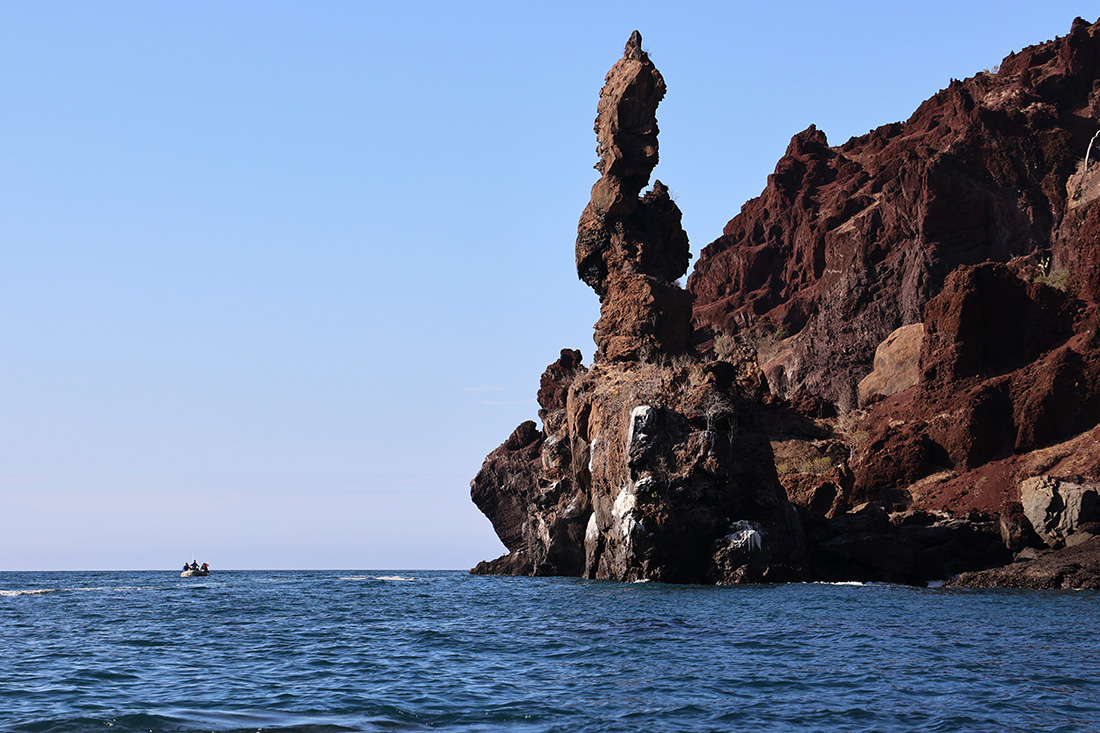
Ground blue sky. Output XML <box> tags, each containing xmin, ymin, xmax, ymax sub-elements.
<box><xmin>1</xmin><ymin>2</ymin><xmax>1093</xmax><ymax>570</ymax></box>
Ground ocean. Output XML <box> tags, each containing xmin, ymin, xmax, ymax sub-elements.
<box><xmin>1</xmin><ymin>570</ymin><xmax>1097</xmax><ymax>732</ymax></box>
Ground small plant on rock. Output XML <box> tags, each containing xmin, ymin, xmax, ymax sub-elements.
<box><xmin>700</xmin><ymin>391</ymin><xmax>736</xmax><ymax>433</ymax></box>
<box><xmin>713</xmin><ymin>333</ymin><xmax>739</xmax><ymax>360</ymax></box>
<box><xmin>1035</xmin><ymin>268</ymin><xmax>1068</xmax><ymax>291</ymax></box>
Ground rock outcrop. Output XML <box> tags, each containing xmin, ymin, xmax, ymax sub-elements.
<box><xmin>576</xmin><ymin>31</ymin><xmax>693</xmax><ymax>362</ymax></box>
<box><xmin>472</xmin><ymin>347</ymin><xmax>808</xmax><ymax>582</ymax></box>
<box><xmin>856</xmin><ymin>323</ymin><xmax>924</xmax><ymax>406</ymax></box>
<box><xmin>471</xmin><ymin>33</ymin><xmax>805</xmax><ymax>583</ymax></box>
<box><xmin>473</xmin><ymin>18</ymin><xmax>1100</xmax><ymax>588</ymax></box>
<box><xmin>802</xmin><ymin>504</ymin><xmax>1009</xmax><ymax>585</ymax></box>
<box><xmin>1020</xmin><ymin>476</ymin><xmax>1100</xmax><ymax>547</ymax></box>
<box><xmin>946</xmin><ymin>535</ymin><xmax>1100</xmax><ymax>589</ymax></box>
<box><xmin>848</xmin><ymin>258</ymin><xmax>1100</xmax><ymax>505</ymax></box>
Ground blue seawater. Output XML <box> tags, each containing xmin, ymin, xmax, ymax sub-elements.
<box><xmin>1</xmin><ymin>571</ymin><xmax>1098</xmax><ymax>732</ymax></box>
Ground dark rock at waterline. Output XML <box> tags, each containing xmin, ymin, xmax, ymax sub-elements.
<box><xmin>945</xmin><ymin>534</ymin><xmax>1100</xmax><ymax>589</ymax></box>
<box><xmin>802</xmin><ymin>504</ymin><xmax>1011</xmax><ymax>585</ymax></box>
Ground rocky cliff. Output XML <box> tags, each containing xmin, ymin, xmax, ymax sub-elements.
<box><xmin>472</xmin><ymin>19</ymin><xmax>1100</xmax><ymax>588</ymax></box>
<box><xmin>689</xmin><ymin>17</ymin><xmax>1100</xmax><ymax>409</ymax></box>
<box><xmin>688</xmin><ymin>16</ymin><xmax>1100</xmax><ymax>588</ymax></box>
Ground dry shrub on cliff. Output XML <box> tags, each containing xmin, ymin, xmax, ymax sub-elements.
<box><xmin>1031</xmin><ymin>253</ymin><xmax>1068</xmax><ymax>290</ymax></box>
<box><xmin>1035</xmin><ymin>269</ymin><xmax>1069</xmax><ymax>290</ymax></box>
<box><xmin>836</xmin><ymin>408</ymin><xmax>871</xmax><ymax>452</ymax></box>
<box><xmin>776</xmin><ymin>456</ymin><xmax>837</xmax><ymax>476</ymax></box>
<box><xmin>700</xmin><ymin>390</ymin><xmax>736</xmax><ymax>434</ymax></box>
<box><xmin>720</xmin><ymin>326</ymin><xmax>790</xmax><ymax>365</ymax></box>
<box><xmin>713</xmin><ymin>333</ymin><xmax>738</xmax><ymax>360</ymax></box>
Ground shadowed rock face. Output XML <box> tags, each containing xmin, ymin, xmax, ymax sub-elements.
<box><xmin>469</xmin><ymin>420</ymin><xmax>543</xmax><ymax>560</ymax></box>
<box><xmin>470</xmin><ymin>349</ymin><xmax>807</xmax><ymax>583</ymax></box>
<box><xmin>946</xmin><ymin>535</ymin><xmax>1100</xmax><ymax>590</ymax></box>
<box><xmin>576</xmin><ymin>31</ymin><xmax>692</xmax><ymax>362</ymax></box>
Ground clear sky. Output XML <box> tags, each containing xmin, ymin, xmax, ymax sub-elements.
<box><xmin>1</xmin><ymin>2</ymin><xmax>1094</xmax><ymax>570</ymax></box>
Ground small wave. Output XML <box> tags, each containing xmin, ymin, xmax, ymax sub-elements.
<box><xmin>338</xmin><ymin>574</ymin><xmax>418</xmax><ymax>581</ymax></box>
<box><xmin>0</xmin><ymin>587</ymin><xmax>125</xmax><ymax>598</ymax></box>
<box><xmin>812</xmin><ymin>581</ymin><xmax>866</xmax><ymax>586</ymax></box>
<box><xmin>337</xmin><ymin>575</ymin><xmax>417</xmax><ymax>581</ymax></box>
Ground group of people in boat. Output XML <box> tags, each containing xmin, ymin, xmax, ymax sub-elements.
<box><xmin>183</xmin><ymin>561</ymin><xmax>210</xmax><ymax>573</ymax></box>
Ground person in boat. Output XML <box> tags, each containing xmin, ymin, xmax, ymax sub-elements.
<box><xmin>200</xmin><ymin>563</ymin><xmax>209</xmax><ymax>572</ymax></box>
<box><xmin>190</xmin><ymin>561</ymin><xmax>199</xmax><ymax>571</ymax></box>
<box><xmin>183</xmin><ymin>562</ymin><xmax>189</xmax><ymax>572</ymax></box>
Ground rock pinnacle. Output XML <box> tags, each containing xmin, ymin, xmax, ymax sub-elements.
<box><xmin>575</xmin><ymin>32</ymin><xmax>693</xmax><ymax>362</ymax></box>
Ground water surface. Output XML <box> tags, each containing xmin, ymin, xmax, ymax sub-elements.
<box><xmin>1</xmin><ymin>570</ymin><xmax>1097</xmax><ymax>732</ymax></box>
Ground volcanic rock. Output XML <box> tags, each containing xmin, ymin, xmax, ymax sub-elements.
<box><xmin>471</xmin><ymin>33</ymin><xmax>806</xmax><ymax>583</ymax></box>
<box><xmin>802</xmin><ymin>504</ymin><xmax>1009</xmax><ymax>585</ymax></box>
<box><xmin>576</xmin><ymin>31</ymin><xmax>693</xmax><ymax>362</ymax></box>
<box><xmin>849</xmin><ymin>257</ymin><xmax>1100</xmax><ymax>505</ymax></box>
<box><xmin>696</xmin><ymin>16</ymin><xmax>1100</xmax><ymax>586</ymax></box>
<box><xmin>472</xmin><ymin>352</ymin><xmax>807</xmax><ymax>583</ymax></box>
<box><xmin>689</xmin><ymin>17</ymin><xmax>1100</xmax><ymax>411</ymax></box>
<box><xmin>728</xmin><ymin>22</ymin><xmax>1100</xmax><ymax>579</ymax></box>
<box><xmin>1020</xmin><ymin>475</ymin><xmax>1100</xmax><ymax>547</ymax></box>
<box><xmin>469</xmin><ymin>420</ymin><xmax>544</xmax><ymax>560</ymax></box>
<box><xmin>856</xmin><ymin>323</ymin><xmax>924</xmax><ymax>406</ymax></box>
<box><xmin>474</xmin><ymin>18</ymin><xmax>1100</xmax><ymax>588</ymax></box>
<box><xmin>945</xmin><ymin>534</ymin><xmax>1100</xmax><ymax>589</ymax></box>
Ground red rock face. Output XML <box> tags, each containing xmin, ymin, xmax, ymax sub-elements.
<box><xmin>918</xmin><ymin>262</ymin><xmax>1075</xmax><ymax>387</ymax></box>
<box><xmin>689</xmin><ymin>17</ymin><xmax>1100</xmax><ymax>409</ymax></box>
<box><xmin>849</xmin><ymin>251</ymin><xmax>1100</xmax><ymax>503</ymax></box>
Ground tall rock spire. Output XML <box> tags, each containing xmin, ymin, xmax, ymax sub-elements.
<box><xmin>471</xmin><ymin>31</ymin><xmax>808</xmax><ymax>585</ymax></box>
<box><xmin>576</xmin><ymin>31</ymin><xmax>693</xmax><ymax>362</ymax></box>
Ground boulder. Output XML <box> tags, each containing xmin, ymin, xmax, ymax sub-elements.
<box><xmin>1020</xmin><ymin>475</ymin><xmax>1100</xmax><ymax>547</ymax></box>
<box><xmin>999</xmin><ymin>501</ymin><xmax>1042</xmax><ymax>553</ymax></box>
<box><xmin>857</xmin><ymin>323</ymin><xmax>924</xmax><ymax>406</ymax></box>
